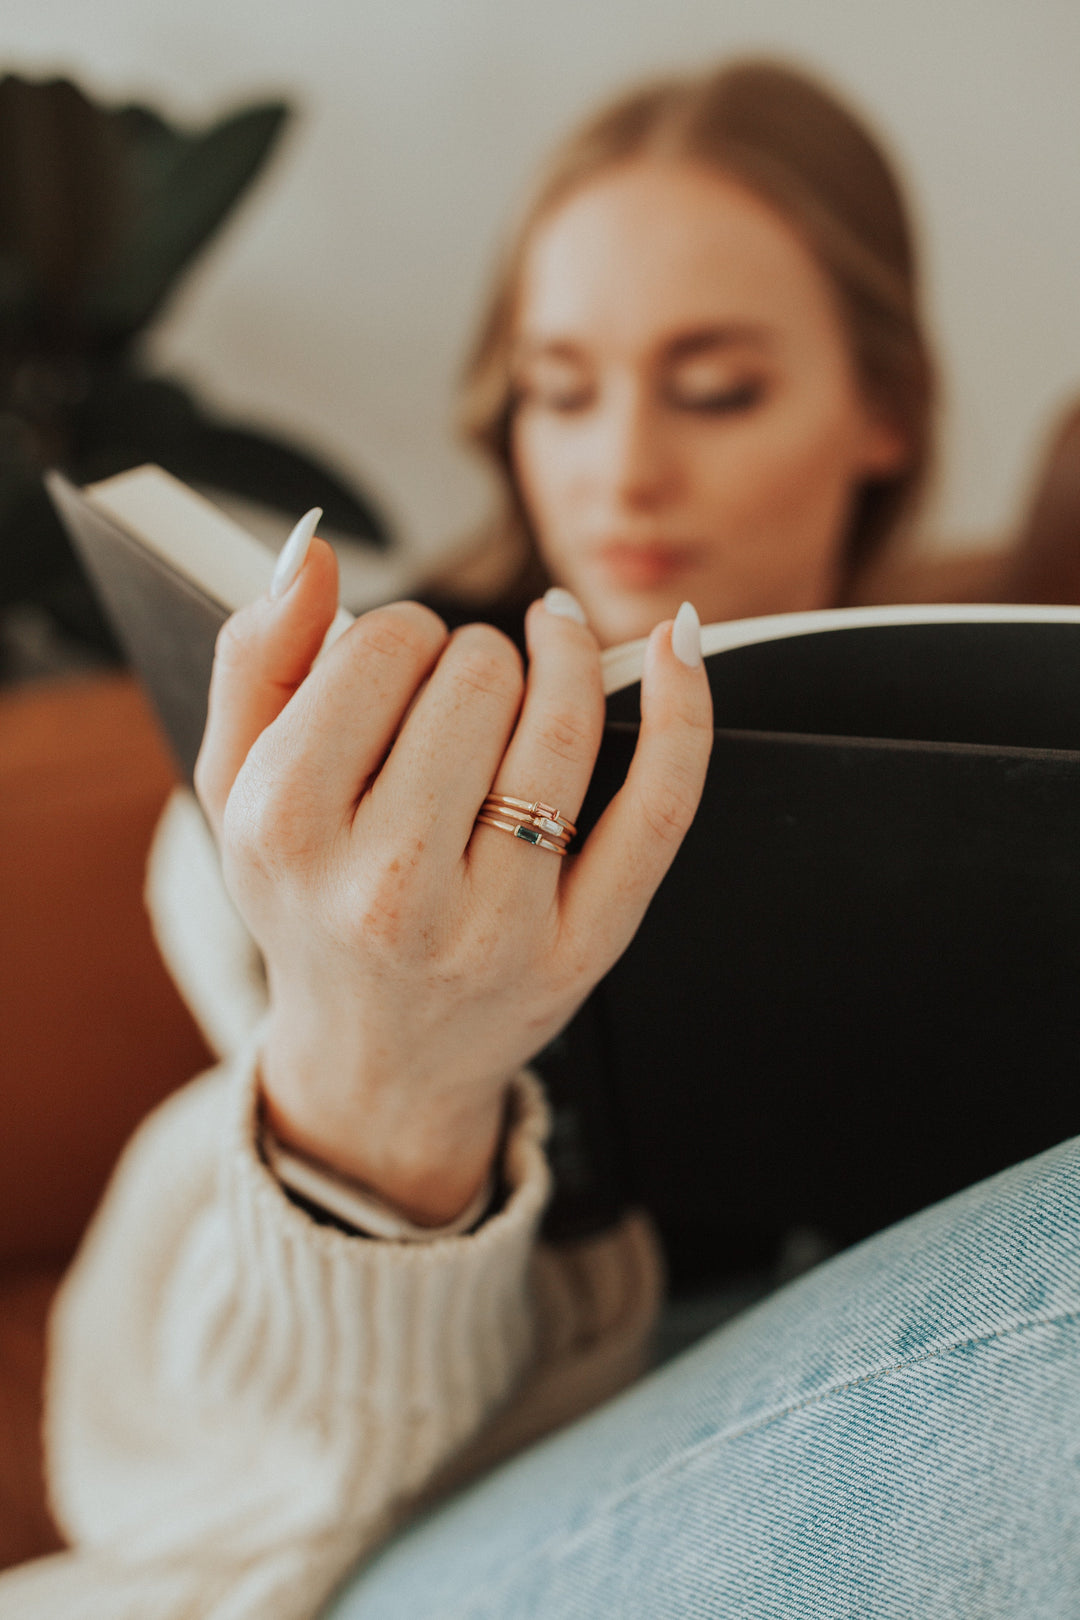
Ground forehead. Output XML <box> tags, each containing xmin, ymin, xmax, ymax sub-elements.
<box><xmin>516</xmin><ymin>160</ymin><xmax>840</xmax><ymax>354</ymax></box>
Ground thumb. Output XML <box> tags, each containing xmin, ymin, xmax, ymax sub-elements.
<box><xmin>194</xmin><ymin>515</ymin><xmax>340</xmax><ymax>840</ymax></box>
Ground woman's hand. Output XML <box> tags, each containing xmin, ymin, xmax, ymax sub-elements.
<box><xmin>195</xmin><ymin>539</ymin><xmax>712</xmax><ymax>1225</ymax></box>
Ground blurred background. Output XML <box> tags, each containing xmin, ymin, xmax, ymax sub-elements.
<box><xmin>4</xmin><ymin>0</ymin><xmax>1079</xmax><ymax>570</ymax></box>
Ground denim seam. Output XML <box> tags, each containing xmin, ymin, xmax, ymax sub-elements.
<box><xmin>450</xmin><ymin>1301</ymin><xmax>1080</xmax><ymax>1616</ymax></box>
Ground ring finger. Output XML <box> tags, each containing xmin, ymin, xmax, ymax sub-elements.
<box><xmin>472</xmin><ymin>591</ymin><xmax>605</xmax><ymax>876</ymax></box>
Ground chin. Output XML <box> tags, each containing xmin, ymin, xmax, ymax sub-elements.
<box><xmin>586</xmin><ymin>593</ymin><xmax>679</xmax><ymax>650</ymax></box>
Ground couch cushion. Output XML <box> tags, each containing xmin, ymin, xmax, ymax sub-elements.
<box><xmin>0</xmin><ymin>673</ymin><xmax>212</xmax><ymax>1267</ymax></box>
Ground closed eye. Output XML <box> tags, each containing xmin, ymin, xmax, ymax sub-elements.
<box><xmin>666</xmin><ymin>379</ymin><xmax>765</xmax><ymax>415</ymax></box>
<box><xmin>513</xmin><ymin>365</ymin><xmax>595</xmax><ymax>414</ymax></box>
<box><xmin>522</xmin><ymin>384</ymin><xmax>594</xmax><ymax>413</ymax></box>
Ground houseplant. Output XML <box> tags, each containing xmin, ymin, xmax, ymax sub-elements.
<box><xmin>0</xmin><ymin>73</ymin><xmax>389</xmax><ymax>672</ymax></box>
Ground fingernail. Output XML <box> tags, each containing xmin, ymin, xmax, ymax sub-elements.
<box><xmin>270</xmin><ymin>507</ymin><xmax>322</xmax><ymax>598</ymax></box>
<box><xmin>671</xmin><ymin>601</ymin><xmax>702</xmax><ymax>668</ymax></box>
<box><xmin>542</xmin><ymin>586</ymin><xmax>588</xmax><ymax>626</ymax></box>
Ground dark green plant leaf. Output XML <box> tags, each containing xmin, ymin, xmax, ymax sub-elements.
<box><xmin>0</xmin><ymin>76</ymin><xmax>125</xmax><ymax>345</ymax></box>
<box><xmin>0</xmin><ymin>366</ymin><xmax>392</xmax><ymax>665</ymax></box>
<box><xmin>84</xmin><ymin>102</ymin><xmax>289</xmax><ymax>348</ymax></box>
<box><xmin>150</xmin><ymin>422</ymin><xmax>391</xmax><ymax>544</ymax></box>
<box><xmin>1</xmin><ymin>79</ymin><xmax>394</xmax><ymax>666</ymax></box>
<box><xmin>60</xmin><ymin>366</ymin><xmax>390</xmax><ymax>545</ymax></box>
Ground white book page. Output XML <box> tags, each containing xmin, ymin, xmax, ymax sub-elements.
<box><xmin>81</xmin><ymin>466</ymin><xmax>1080</xmax><ymax>698</ymax></box>
<box><xmin>86</xmin><ymin>464</ymin><xmax>357</xmax><ymax>649</ymax></box>
<box><xmin>600</xmin><ymin>602</ymin><xmax>1080</xmax><ymax>697</ymax></box>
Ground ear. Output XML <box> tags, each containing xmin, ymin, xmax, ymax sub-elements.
<box><xmin>856</xmin><ymin>411</ymin><xmax>911</xmax><ymax>479</ymax></box>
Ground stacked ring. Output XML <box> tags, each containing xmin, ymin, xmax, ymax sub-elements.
<box><xmin>475</xmin><ymin>793</ymin><xmax>577</xmax><ymax>855</ymax></box>
<box><xmin>485</xmin><ymin>795</ymin><xmax>577</xmax><ymax>838</ymax></box>
<box><xmin>474</xmin><ymin>813</ymin><xmax>569</xmax><ymax>855</ymax></box>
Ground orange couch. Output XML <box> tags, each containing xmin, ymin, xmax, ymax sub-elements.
<box><xmin>0</xmin><ymin>673</ymin><xmax>212</xmax><ymax>1568</ymax></box>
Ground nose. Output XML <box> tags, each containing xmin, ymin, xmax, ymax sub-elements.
<box><xmin>597</xmin><ymin>382</ymin><xmax>680</xmax><ymax>514</ymax></box>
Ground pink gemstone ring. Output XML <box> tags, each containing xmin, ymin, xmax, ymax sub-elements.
<box><xmin>481</xmin><ymin>794</ymin><xmax>577</xmax><ymax>839</ymax></box>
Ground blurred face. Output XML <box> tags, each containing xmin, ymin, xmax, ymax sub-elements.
<box><xmin>510</xmin><ymin>161</ymin><xmax>908</xmax><ymax>647</ymax></box>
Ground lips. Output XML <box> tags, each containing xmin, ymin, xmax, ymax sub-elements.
<box><xmin>593</xmin><ymin>541</ymin><xmax>702</xmax><ymax>590</ymax></box>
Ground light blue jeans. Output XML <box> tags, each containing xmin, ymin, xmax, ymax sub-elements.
<box><xmin>325</xmin><ymin>1136</ymin><xmax>1080</xmax><ymax>1618</ymax></box>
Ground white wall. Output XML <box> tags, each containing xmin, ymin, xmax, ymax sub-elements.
<box><xmin>4</xmin><ymin>0</ymin><xmax>1080</xmax><ymax>560</ymax></box>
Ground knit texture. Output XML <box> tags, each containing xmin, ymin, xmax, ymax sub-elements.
<box><xmin>0</xmin><ymin>793</ymin><xmax>662</xmax><ymax>1618</ymax></box>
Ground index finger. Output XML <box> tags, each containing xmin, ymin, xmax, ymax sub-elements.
<box><xmin>195</xmin><ymin>536</ymin><xmax>340</xmax><ymax>839</ymax></box>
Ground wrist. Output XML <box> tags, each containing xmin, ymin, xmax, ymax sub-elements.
<box><xmin>260</xmin><ymin>1113</ymin><xmax>496</xmax><ymax>1238</ymax></box>
<box><xmin>258</xmin><ymin>1017</ymin><xmax>509</xmax><ymax>1226</ymax></box>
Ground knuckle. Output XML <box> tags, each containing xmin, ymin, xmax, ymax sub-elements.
<box><xmin>355</xmin><ymin>605</ymin><xmax>445</xmax><ymax>667</ymax></box>
<box><xmin>220</xmin><ymin>797</ymin><xmax>275</xmax><ymax>893</ymax></box>
<box><xmin>683</xmin><ymin>706</ymin><xmax>716</xmax><ymax>744</ymax></box>
<box><xmin>212</xmin><ymin>608</ymin><xmax>255</xmax><ymax>673</ymax></box>
<box><xmin>448</xmin><ymin>625</ymin><xmax>524</xmax><ymax>702</ymax></box>
<box><xmin>637</xmin><ymin>771</ymin><xmax>699</xmax><ymax>846</ymax></box>
<box><xmin>353</xmin><ymin>843</ymin><xmax>426</xmax><ymax>951</ymax></box>
<box><xmin>534</xmin><ymin>701</ymin><xmax>596</xmax><ymax>764</ymax></box>
<box><xmin>221</xmin><ymin>788</ymin><xmax>280</xmax><ymax>884</ymax></box>
<box><xmin>223</xmin><ymin>763</ymin><xmax>318</xmax><ymax>882</ymax></box>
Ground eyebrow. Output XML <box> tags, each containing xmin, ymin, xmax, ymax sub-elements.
<box><xmin>512</xmin><ymin>323</ymin><xmax>775</xmax><ymax>366</ymax></box>
<box><xmin>663</xmin><ymin>324</ymin><xmax>774</xmax><ymax>361</ymax></box>
<box><xmin>511</xmin><ymin>339</ymin><xmax>587</xmax><ymax>367</ymax></box>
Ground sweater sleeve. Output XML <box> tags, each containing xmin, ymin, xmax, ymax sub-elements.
<box><xmin>0</xmin><ymin>790</ymin><xmax>663</xmax><ymax>1619</ymax></box>
<box><xmin>0</xmin><ymin>1045</ymin><xmax>559</xmax><ymax>1620</ymax></box>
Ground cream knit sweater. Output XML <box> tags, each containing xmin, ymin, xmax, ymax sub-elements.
<box><xmin>0</xmin><ymin>793</ymin><xmax>661</xmax><ymax>1620</ymax></box>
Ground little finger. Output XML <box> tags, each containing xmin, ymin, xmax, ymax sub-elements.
<box><xmin>561</xmin><ymin>603</ymin><xmax>712</xmax><ymax>966</ymax></box>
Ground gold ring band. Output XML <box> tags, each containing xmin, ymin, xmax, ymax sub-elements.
<box><xmin>481</xmin><ymin>795</ymin><xmax>577</xmax><ymax>839</ymax></box>
<box><xmin>475</xmin><ymin>813</ymin><xmax>569</xmax><ymax>855</ymax></box>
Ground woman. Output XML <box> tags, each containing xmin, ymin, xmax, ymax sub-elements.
<box><xmin>5</xmin><ymin>60</ymin><xmax>1078</xmax><ymax>1620</ymax></box>
<box><xmin>435</xmin><ymin>57</ymin><xmax>928</xmax><ymax>642</ymax></box>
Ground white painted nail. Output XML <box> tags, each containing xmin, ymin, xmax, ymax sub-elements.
<box><xmin>671</xmin><ymin>600</ymin><xmax>702</xmax><ymax>668</ymax></box>
<box><xmin>542</xmin><ymin>586</ymin><xmax>588</xmax><ymax>625</ymax></box>
<box><xmin>270</xmin><ymin>507</ymin><xmax>322</xmax><ymax>597</ymax></box>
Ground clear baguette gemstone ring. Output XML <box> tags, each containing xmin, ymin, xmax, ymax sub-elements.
<box><xmin>481</xmin><ymin>795</ymin><xmax>577</xmax><ymax>839</ymax></box>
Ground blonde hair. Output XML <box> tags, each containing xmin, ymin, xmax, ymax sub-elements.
<box><xmin>439</xmin><ymin>59</ymin><xmax>935</xmax><ymax>609</ymax></box>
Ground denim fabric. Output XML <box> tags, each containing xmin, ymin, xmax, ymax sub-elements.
<box><xmin>325</xmin><ymin>1137</ymin><xmax>1080</xmax><ymax>1618</ymax></box>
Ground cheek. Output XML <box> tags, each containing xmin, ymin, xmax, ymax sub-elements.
<box><xmin>513</xmin><ymin>417</ymin><xmax>578</xmax><ymax>508</ymax></box>
<box><xmin>699</xmin><ymin>396</ymin><xmax>865</xmax><ymax>553</ymax></box>
<box><xmin>511</xmin><ymin>417</ymin><xmax>586</xmax><ymax>570</ymax></box>
<box><xmin>510</xmin><ymin>417</ymin><xmax>544</xmax><ymax>518</ymax></box>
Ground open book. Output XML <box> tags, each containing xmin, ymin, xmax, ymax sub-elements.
<box><xmin>50</xmin><ymin>465</ymin><xmax>1080</xmax><ymax>1288</ymax></box>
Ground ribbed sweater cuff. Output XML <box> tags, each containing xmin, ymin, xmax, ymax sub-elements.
<box><xmin>219</xmin><ymin>1038</ymin><xmax>554</xmax><ymax>1506</ymax></box>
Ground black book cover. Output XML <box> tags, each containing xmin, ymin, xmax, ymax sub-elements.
<box><xmin>48</xmin><ymin>472</ymin><xmax>226</xmax><ymax>781</ymax></box>
<box><xmin>537</xmin><ymin>621</ymin><xmax>1080</xmax><ymax>1288</ymax></box>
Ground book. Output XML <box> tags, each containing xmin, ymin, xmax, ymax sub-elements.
<box><xmin>50</xmin><ymin>465</ymin><xmax>1080</xmax><ymax>1289</ymax></box>
<box><xmin>45</xmin><ymin>467</ymin><xmax>393</xmax><ymax>781</ymax></box>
